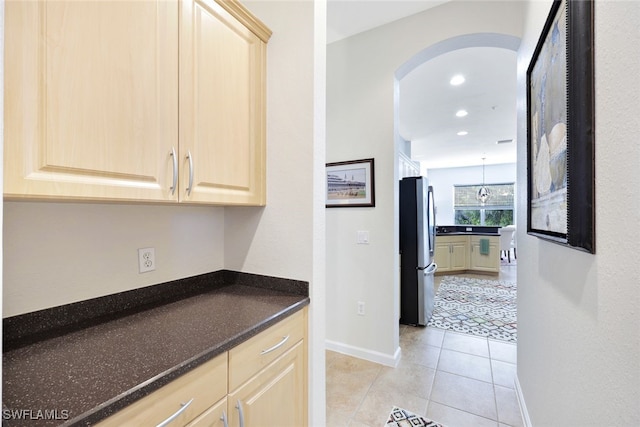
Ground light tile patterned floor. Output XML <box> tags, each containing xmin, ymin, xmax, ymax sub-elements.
<box><xmin>326</xmin><ymin>266</ymin><xmax>521</xmax><ymax>427</ymax></box>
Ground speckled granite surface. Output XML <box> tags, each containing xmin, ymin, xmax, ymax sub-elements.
<box><xmin>2</xmin><ymin>271</ymin><xmax>309</xmax><ymax>426</ymax></box>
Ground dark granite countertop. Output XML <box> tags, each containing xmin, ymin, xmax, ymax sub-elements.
<box><xmin>436</xmin><ymin>225</ymin><xmax>500</xmax><ymax>236</ymax></box>
<box><xmin>2</xmin><ymin>271</ymin><xmax>309</xmax><ymax>426</ymax></box>
<box><xmin>437</xmin><ymin>232</ymin><xmax>499</xmax><ymax>236</ymax></box>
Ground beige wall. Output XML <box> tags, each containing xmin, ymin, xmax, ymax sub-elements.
<box><xmin>516</xmin><ymin>1</ymin><xmax>640</xmax><ymax>424</ymax></box>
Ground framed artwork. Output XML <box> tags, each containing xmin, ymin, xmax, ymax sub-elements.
<box><xmin>526</xmin><ymin>0</ymin><xmax>595</xmax><ymax>253</ymax></box>
<box><xmin>326</xmin><ymin>158</ymin><xmax>375</xmax><ymax>208</ymax></box>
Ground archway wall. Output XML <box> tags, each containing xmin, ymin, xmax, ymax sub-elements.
<box><xmin>326</xmin><ymin>1</ymin><xmax>526</xmax><ymax>362</ymax></box>
<box><xmin>396</xmin><ymin>32</ymin><xmax>520</xmax><ymax>80</ymax></box>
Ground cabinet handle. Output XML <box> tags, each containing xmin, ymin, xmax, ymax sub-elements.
<box><xmin>170</xmin><ymin>147</ymin><xmax>178</xmax><ymax>195</ymax></box>
<box><xmin>220</xmin><ymin>410</ymin><xmax>228</xmax><ymax>427</ymax></box>
<box><xmin>186</xmin><ymin>150</ymin><xmax>194</xmax><ymax>196</ymax></box>
<box><xmin>156</xmin><ymin>398</ymin><xmax>194</xmax><ymax>427</ymax></box>
<box><xmin>260</xmin><ymin>335</ymin><xmax>290</xmax><ymax>355</ymax></box>
<box><xmin>235</xmin><ymin>400</ymin><xmax>245</xmax><ymax>427</ymax></box>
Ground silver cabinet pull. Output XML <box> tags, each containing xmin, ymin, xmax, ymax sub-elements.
<box><xmin>170</xmin><ymin>147</ymin><xmax>178</xmax><ymax>195</ymax></box>
<box><xmin>156</xmin><ymin>398</ymin><xmax>194</xmax><ymax>427</ymax></box>
<box><xmin>260</xmin><ymin>335</ymin><xmax>290</xmax><ymax>355</ymax></box>
<box><xmin>220</xmin><ymin>410</ymin><xmax>228</xmax><ymax>427</ymax></box>
<box><xmin>235</xmin><ymin>400</ymin><xmax>245</xmax><ymax>427</ymax></box>
<box><xmin>186</xmin><ymin>150</ymin><xmax>194</xmax><ymax>196</ymax></box>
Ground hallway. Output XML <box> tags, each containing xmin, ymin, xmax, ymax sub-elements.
<box><xmin>326</xmin><ymin>264</ymin><xmax>519</xmax><ymax>426</ymax></box>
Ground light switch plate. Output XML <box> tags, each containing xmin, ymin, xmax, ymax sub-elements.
<box><xmin>357</xmin><ymin>231</ymin><xmax>370</xmax><ymax>244</ymax></box>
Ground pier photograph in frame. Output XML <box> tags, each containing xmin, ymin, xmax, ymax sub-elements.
<box><xmin>326</xmin><ymin>158</ymin><xmax>375</xmax><ymax>208</ymax></box>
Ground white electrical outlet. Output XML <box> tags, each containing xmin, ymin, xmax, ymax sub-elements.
<box><xmin>138</xmin><ymin>247</ymin><xmax>156</xmax><ymax>273</ymax></box>
<box><xmin>357</xmin><ymin>301</ymin><xmax>365</xmax><ymax>316</ymax></box>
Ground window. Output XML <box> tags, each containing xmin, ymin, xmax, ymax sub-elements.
<box><xmin>454</xmin><ymin>183</ymin><xmax>515</xmax><ymax>226</ymax></box>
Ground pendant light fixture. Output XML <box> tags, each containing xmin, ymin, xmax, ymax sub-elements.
<box><xmin>477</xmin><ymin>157</ymin><xmax>491</xmax><ymax>205</ymax></box>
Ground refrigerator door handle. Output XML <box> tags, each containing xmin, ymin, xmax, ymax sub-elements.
<box><xmin>424</xmin><ymin>263</ymin><xmax>438</xmax><ymax>275</ymax></box>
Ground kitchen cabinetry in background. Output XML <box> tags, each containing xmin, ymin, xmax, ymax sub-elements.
<box><xmin>4</xmin><ymin>0</ymin><xmax>270</xmax><ymax>206</ymax></box>
<box><xmin>434</xmin><ymin>235</ymin><xmax>469</xmax><ymax>272</ymax></box>
<box><xmin>469</xmin><ymin>236</ymin><xmax>500</xmax><ymax>273</ymax></box>
<box><xmin>435</xmin><ymin>234</ymin><xmax>500</xmax><ymax>274</ymax></box>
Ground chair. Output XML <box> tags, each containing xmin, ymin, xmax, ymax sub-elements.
<box><xmin>510</xmin><ymin>227</ymin><xmax>517</xmax><ymax>260</ymax></box>
<box><xmin>499</xmin><ymin>226</ymin><xmax>516</xmax><ymax>263</ymax></box>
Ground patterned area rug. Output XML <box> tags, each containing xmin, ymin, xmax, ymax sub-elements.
<box><xmin>427</xmin><ymin>275</ymin><xmax>517</xmax><ymax>342</ymax></box>
<box><xmin>385</xmin><ymin>406</ymin><xmax>445</xmax><ymax>427</ymax></box>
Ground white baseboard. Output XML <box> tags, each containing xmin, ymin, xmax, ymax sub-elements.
<box><xmin>325</xmin><ymin>339</ymin><xmax>401</xmax><ymax>368</ymax></box>
<box><xmin>514</xmin><ymin>374</ymin><xmax>532</xmax><ymax>427</ymax></box>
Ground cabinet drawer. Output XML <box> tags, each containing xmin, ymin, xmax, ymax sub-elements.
<box><xmin>228</xmin><ymin>309</ymin><xmax>306</xmax><ymax>391</ymax></box>
<box><xmin>96</xmin><ymin>353</ymin><xmax>227</xmax><ymax>427</ymax></box>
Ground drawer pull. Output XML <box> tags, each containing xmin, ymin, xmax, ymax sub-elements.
<box><xmin>156</xmin><ymin>398</ymin><xmax>194</xmax><ymax>427</ymax></box>
<box><xmin>260</xmin><ymin>335</ymin><xmax>290</xmax><ymax>355</ymax></box>
<box><xmin>236</xmin><ymin>400</ymin><xmax>245</xmax><ymax>427</ymax></box>
<box><xmin>220</xmin><ymin>410</ymin><xmax>229</xmax><ymax>427</ymax></box>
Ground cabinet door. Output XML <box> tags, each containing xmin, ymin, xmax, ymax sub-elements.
<box><xmin>469</xmin><ymin>238</ymin><xmax>500</xmax><ymax>272</ymax></box>
<box><xmin>4</xmin><ymin>0</ymin><xmax>178</xmax><ymax>202</ymax></box>
<box><xmin>228</xmin><ymin>341</ymin><xmax>307</xmax><ymax>427</ymax></box>
<box><xmin>450</xmin><ymin>241</ymin><xmax>469</xmax><ymax>270</ymax></box>
<box><xmin>180</xmin><ymin>0</ymin><xmax>269</xmax><ymax>205</ymax></box>
<box><xmin>434</xmin><ymin>243</ymin><xmax>452</xmax><ymax>272</ymax></box>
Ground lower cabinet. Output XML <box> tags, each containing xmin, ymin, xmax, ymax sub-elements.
<box><xmin>96</xmin><ymin>353</ymin><xmax>228</xmax><ymax>427</ymax></box>
<box><xmin>434</xmin><ymin>236</ymin><xmax>469</xmax><ymax>272</ymax></box>
<box><xmin>469</xmin><ymin>236</ymin><xmax>500</xmax><ymax>273</ymax></box>
<box><xmin>97</xmin><ymin>308</ymin><xmax>308</xmax><ymax>427</ymax></box>
<box><xmin>435</xmin><ymin>235</ymin><xmax>499</xmax><ymax>274</ymax></box>
<box><xmin>227</xmin><ymin>342</ymin><xmax>306</xmax><ymax>427</ymax></box>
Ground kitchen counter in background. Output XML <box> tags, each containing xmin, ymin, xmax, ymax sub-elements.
<box><xmin>436</xmin><ymin>225</ymin><xmax>500</xmax><ymax>236</ymax></box>
<box><xmin>2</xmin><ymin>271</ymin><xmax>309</xmax><ymax>426</ymax></box>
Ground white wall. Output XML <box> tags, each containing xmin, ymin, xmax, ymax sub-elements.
<box><xmin>3</xmin><ymin>202</ymin><xmax>225</xmax><ymax>316</ymax></box>
<box><xmin>427</xmin><ymin>163</ymin><xmax>517</xmax><ymax>225</ymax></box>
<box><xmin>326</xmin><ymin>0</ymin><xmax>525</xmax><ymax>365</ymax></box>
<box><xmin>516</xmin><ymin>1</ymin><xmax>640</xmax><ymax>425</ymax></box>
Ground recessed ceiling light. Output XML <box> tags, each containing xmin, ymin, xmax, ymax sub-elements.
<box><xmin>457</xmin><ymin>131</ymin><xmax>468</xmax><ymax>136</ymax></box>
<box><xmin>455</xmin><ymin>110</ymin><xmax>468</xmax><ymax>117</ymax></box>
<box><xmin>450</xmin><ymin>74</ymin><xmax>465</xmax><ymax>86</ymax></box>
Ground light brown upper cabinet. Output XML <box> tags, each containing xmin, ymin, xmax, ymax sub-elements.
<box><xmin>4</xmin><ymin>0</ymin><xmax>270</xmax><ymax>205</ymax></box>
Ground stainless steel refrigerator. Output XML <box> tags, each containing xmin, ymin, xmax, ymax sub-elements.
<box><xmin>399</xmin><ymin>176</ymin><xmax>437</xmax><ymax>326</ymax></box>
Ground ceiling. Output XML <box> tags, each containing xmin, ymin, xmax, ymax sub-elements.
<box><xmin>327</xmin><ymin>0</ymin><xmax>518</xmax><ymax>170</ymax></box>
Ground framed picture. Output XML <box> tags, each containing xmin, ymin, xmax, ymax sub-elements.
<box><xmin>326</xmin><ymin>158</ymin><xmax>375</xmax><ymax>208</ymax></box>
<box><xmin>526</xmin><ymin>0</ymin><xmax>595</xmax><ymax>253</ymax></box>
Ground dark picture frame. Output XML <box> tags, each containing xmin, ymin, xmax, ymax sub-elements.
<box><xmin>526</xmin><ymin>0</ymin><xmax>595</xmax><ymax>253</ymax></box>
<box><xmin>326</xmin><ymin>158</ymin><xmax>375</xmax><ymax>208</ymax></box>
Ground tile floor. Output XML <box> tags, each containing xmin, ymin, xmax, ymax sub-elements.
<box><xmin>326</xmin><ymin>265</ymin><xmax>520</xmax><ymax>427</ymax></box>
